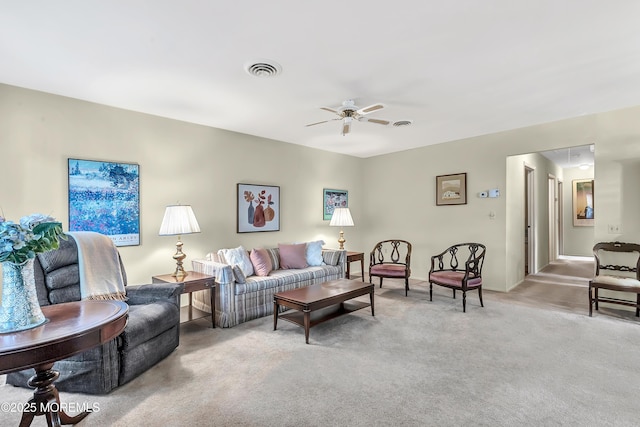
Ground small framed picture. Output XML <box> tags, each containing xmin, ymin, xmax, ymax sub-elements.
<box><xmin>572</xmin><ymin>179</ymin><xmax>594</xmax><ymax>227</ymax></box>
<box><xmin>436</xmin><ymin>173</ymin><xmax>467</xmax><ymax>206</ymax></box>
<box><xmin>237</xmin><ymin>183</ymin><xmax>280</xmax><ymax>233</ymax></box>
<box><xmin>323</xmin><ymin>189</ymin><xmax>348</xmax><ymax>220</ymax></box>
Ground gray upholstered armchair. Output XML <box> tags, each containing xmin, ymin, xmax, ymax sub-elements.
<box><xmin>6</xmin><ymin>235</ymin><xmax>183</xmax><ymax>394</ymax></box>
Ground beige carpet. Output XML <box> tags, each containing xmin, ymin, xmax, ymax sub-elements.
<box><xmin>1</xmin><ymin>262</ymin><xmax>639</xmax><ymax>426</ymax></box>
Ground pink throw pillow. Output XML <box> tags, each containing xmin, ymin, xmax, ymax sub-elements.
<box><xmin>250</xmin><ymin>248</ymin><xmax>273</xmax><ymax>276</ymax></box>
<box><xmin>278</xmin><ymin>243</ymin><xmax>308</xmax><ymax>269</ymax></box>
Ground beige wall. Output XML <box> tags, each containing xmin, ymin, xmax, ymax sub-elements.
<box><xmin>3</xmin><ymin>83</ymin><xmax>640</xmax><ymax>293</ymax></box>
<box><xmin>0</xmin><ymin>84</ymin><xmax>363</xmax><ymax>284</ymax></box>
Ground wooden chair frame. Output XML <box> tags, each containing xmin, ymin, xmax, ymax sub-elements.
<box><xmin>429</xmin><ymin>243</ymin><xmax>486</xmax><ymax>312</ymax></box>
<box><xmin>369</xmin><ymin>240</ymin><xmax>412</xmax><ymax>296</ymax></box>
<box><xmin>589</xmin><ymin>241</ymin><xmax>640</xmax><ymax>317</ymax></box>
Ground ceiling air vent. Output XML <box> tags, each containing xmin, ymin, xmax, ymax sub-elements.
<box><xmin>245</xmin><ymin>60</ymin><xmax>282</xmax><ymax>77</ymax></box>
<box><xmin>393</xmin><ymin>120</ymin><xmax>413</xmax><ymax>127</ymax></box>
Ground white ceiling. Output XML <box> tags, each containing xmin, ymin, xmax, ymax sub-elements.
<box><xmin>2</xmin><ymin>1</ymin><xmax>640</xmax><ymax>158</ymax></box>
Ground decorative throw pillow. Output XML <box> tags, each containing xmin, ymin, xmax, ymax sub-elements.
<box><xmin>231</xmin><ymin>265</ymin><xmax>247</xmax><ymax>284</ymax></box>
<box><xmin>323</xmin><ymin>250</ymin><xmax>342</xmax><ymax>266</ymax></box>
<box><xmin>306</xmin><ymin>240</ymin><xmax>325</xmax><ymax>266</ymax></box>
<box><xmin>266</xmin><ymin>247</ymin><xmax>280</xmax><ymax>271</ymax></box>
<box><xmin>218</xmin><ymin>246</ymin><xmax>254</xmax><ymax>277</ymax></box>
<box><xmin>278</xmin><ymin>243</ymin><xmax>308</xmax><ymax>269</ymax></box>
<box><xmin>250</xmin><ymin>248</ymin><xmax>273</xmax><ymax>276</ymax></box>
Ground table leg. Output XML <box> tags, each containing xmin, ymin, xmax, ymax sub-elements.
<box><xmin>360</xmin><ymin>258</ymin><xmax>365</xmax><ymax>282</ymax></box>
<box><xmin>303</xmin><ymin>309</ymin><xmax>311</xmax><ymax>344</ymax></box>
<box><xmin>19</xmin><ymin>363</ymin><xmax>90</xmax><ymax>427</ymax></box>
<box><xmin>273</xmin><ymin>299</ymin><xmax>279</xmax><ymax>330</ymax></box>
<box><xmin>209</xmin><ymin>285</ymin><xmax>216</xmax><ymax>328</ymax></box>
<box><xmin>370</xmin><ymin>287</ymin><xmax>375</xmax><ymax>316</ymax></box>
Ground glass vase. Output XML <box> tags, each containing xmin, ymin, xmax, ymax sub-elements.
<box><xmin>0</xmin><ymin>258</ymin><xmax>46</xmax><ymax>333</ymax></box>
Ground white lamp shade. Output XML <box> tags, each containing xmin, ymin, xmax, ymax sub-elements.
<box><xmin>329</xmin><ymin>207</ymin><xmax>354</xmax><ymax>227</ymax></box>
<box><xmin>159</xmin><ymin>205</ymin><xmax>201</xmax><ymax>236</ymax></box>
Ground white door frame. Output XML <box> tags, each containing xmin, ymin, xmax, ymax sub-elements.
<box><xmin>525</xmin><ymin>164</ymin><xmax>536</xmax><ymax>275</ymax></box>
<box><xmin>548</xmin><ymin>174</ymin><xmax>558</xmax><ymax>262</ymax></box>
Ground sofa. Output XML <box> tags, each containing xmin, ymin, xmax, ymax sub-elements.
<box><xmin>191</xmin><ymin>242</ymin><xmax>346</xmax><ymax>328</ymax></box>
<box><xmin>6</xmin><ymin>234</ymin><xmax>183</xmax><ymax>395</ymax></box>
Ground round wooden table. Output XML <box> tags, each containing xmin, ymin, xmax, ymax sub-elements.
<box><xmin>0</xmin><ymin>300</ymin><xmax>128</xmax><ymax>427</ymax></box>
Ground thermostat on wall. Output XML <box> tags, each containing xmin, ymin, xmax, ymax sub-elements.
<box><xmin>488</xmin><ymin>189</ymin><xmax>500</xmax><ymax>198</ymax></box>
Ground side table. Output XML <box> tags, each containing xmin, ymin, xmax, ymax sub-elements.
<box><xmin>152</xmin><ymin>271</ymin><xmax>216</xmax><ymax>328</ymax></box>
<box><xmin>0</xmin><ymin>300</ymin><xmax>128</xmax><ymax>427</ymax></box>
<box><xmin>346</xmin><ymin>251</ymin><xmax>365</xmax><ymax>282</ymax></box>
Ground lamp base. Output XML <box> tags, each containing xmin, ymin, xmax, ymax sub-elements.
<box><xmin>337</xmin><ymin>230</ymin><xmax>346</xmax><ymax>250</ymax></box>
<box><xmin>171</xmin><ymin>237</ymin><xmax>188</xmax><ymax>280</ymax></box>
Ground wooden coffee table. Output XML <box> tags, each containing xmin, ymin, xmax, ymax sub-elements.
<box><xmin>273</xmin><ymin>279</ymin><xmax>374</xmax><ymax>344</ymax></box>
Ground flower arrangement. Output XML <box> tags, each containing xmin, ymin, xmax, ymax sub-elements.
<box><xmin>0</xmin><ymin>213</ymin><xmax>66</xmax><ymax>265</ymax></box>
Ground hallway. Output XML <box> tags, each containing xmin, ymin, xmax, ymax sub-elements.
<box><xmin>491</xmin><ymin>256</ymin><xmax>640</xmax><ymax>321</ymax></box>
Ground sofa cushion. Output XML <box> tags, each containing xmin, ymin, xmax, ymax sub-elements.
<box><xmin>306</xmin><ymin>240</ymin><xmax>325</xmax><ymax>266</ymax></box>
<box><xmin>250</xmin><ymin>248</ymin><xmax>273</xmax><ymax>276</ymax></box>
<box><xmin>279</xmin><ymin>243</ymin><xmax>308</xmax><ymax>269</ymax></box>
<box><xmin>219</xmin><ymin>246</ymin><xmax>254</xmax><ymax>277</ymax></box>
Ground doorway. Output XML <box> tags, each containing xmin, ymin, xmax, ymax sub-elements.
<box><xmin>525</xmin><ymin>165</ymin><xmax>535</xmax><ymax>275</ymax></box>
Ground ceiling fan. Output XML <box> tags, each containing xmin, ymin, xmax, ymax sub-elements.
<box><xmin>305</xmin><ymin>99</ymin><xmax>391</xmax><ymax>135</ymax></box>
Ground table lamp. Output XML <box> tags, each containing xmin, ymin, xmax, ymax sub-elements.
<box><xmin>159</xmin><ymin>204</ymin><xmax>201</xmax><ymax>278</ymax></box>
<box><xmin>329</xmin><ymin>207</ymin><xmax>354</xmax><ymax>250</ymax></box>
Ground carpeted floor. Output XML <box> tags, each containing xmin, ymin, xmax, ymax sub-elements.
<box><xmin>1</xmin><ymin>259</ymin><xmax>639</xmax><ymax>426</ymax></box>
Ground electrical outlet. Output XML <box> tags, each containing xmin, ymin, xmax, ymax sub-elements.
<box><xmin>608</xmin><ymin>224</ymin><xmax>621</xmax><ymax>233</ymax></box>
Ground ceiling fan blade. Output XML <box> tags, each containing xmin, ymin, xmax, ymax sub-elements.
<box><xmin>357</xmin><ymin>103</ymin><xmax>384</xmax><ymax>115</ymax></box>
<box><xmin>320</xmin><ymin>107</ymin><xmax>338</xmax><ymax>114</ymax></box>
<box><xmin>305</xmin><ymin>120</ymin><xmax>331</xmax><ymax>127</ymax></box>
<box><xmin>342</xmin><ymin>120</ymin><xmax>351</xmax><ymax>135</ymax></box>
<box><xmin>362</xmin><ymin>117</ymin><xmax>390</xmax><ymax>126</ymax></box>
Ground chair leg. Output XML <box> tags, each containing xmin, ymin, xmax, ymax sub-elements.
<box><xmin>588</xmin><ymin>284</ymin><xmax>593</xmax><ymax>317</ymax></box>
<box><xmin>636</xmin><ymin>293</ymin><xmax>640</xmax><ymax>317</ymax></box>
<box><xmin>478</xmin><ymin>287</ymin><xmax>484</xmax><ymax>307</ymax></box>
<box><xmin>405</xmin><ymin>277</ymin><xmax>409</xmax><ymax>297</ymax></box>
<box><xmin>429</xmin><ymin>283</ymin><xmax>433</xmax><ymax>301</ymax></box>
<box><xmin>452</xmin><ymin>289</ymin><xmax>456</xmax><ymax>299</ymax></box>
<box><xmin>595</xmin><ymin>288</ymin><xmax>599</xmax><ymax>311</ymax></box>
<box><xmin>462</xmin><ymin>291</ymin><xmax>467</xmax><ymax>313</ymax></box>
<box><xmin>379</xmin><ymin>277</ymin><xmax>383</xmax><ymax>288</ymax></box>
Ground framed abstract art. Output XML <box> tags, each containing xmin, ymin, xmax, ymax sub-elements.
<box><xmin>68</xmin><ymin>158</ymin><xmax>140</xmax><ymax>246</ymax></box>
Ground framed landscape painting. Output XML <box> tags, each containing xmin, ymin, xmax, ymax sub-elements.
<box><xmin>573</xmin><ymin>179</ymin><xmax>594</xmax><ymax>226</ymax></box>
<box><xmin>68</xmin><ymin>158</ymin><xmax>140</xmax><ymax>246</ymax></box>
<box><xmin>436</xmin><ymin>173</ymin><xmax>467</xmax><ymax>206</ymax></box>
<box><xmin>323</xmin><ymin>188</ymin><xmax>348</xmax><ymax>220</ymax></box>
<box><xmin>237</xmin><ymin>183</ymin><xmax>280</xmax><ymax>233</ymax></box>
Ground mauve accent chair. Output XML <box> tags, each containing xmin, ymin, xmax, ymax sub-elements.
<box><xmin>428</xmin><ymin>242</ymin><xmax>486</xmax><ymax>312</ymax></box>
<box><xmin>6</xmin><ymin>235</ymin><xmax>183</xmax><ymax>394</ymax></box>
<box><xmin>369</xmin><ymin>240</ymin><xmax>412</xmax><ymax>296</ymax></box>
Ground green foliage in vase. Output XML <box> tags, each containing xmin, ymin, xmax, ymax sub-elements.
<box><xmin>0</xmin><ymin>213</ymin><xmax>67</xmax><ymax>264</ymax></box>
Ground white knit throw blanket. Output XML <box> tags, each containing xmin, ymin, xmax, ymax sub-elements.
<box><xmin>69</xmin><ymin>231</ymin><xmax>127</xmax><ymax>301</ymax></box>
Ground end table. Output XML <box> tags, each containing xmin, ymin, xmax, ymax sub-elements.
<box><xmin>346</xmin><ymin>251</ymin><xmax>365</xmax><ymax>282</ymax></box>
<box><xmin>152</xmin><ymin>271</ymin><xmax>216</xmax><ymax>328</ymax></box>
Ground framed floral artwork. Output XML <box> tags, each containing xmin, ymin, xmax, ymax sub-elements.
<box><xmin>436</xmin><ymin>173</ymin><xmax>467</xmax><ymax>206</ymax></box>
<box><xmin>68</xmin><ymin>158</ymin><xmax>140</xmax><ymax>246</ymax></box>
<box><xmin>323</xmin><ymin>188</ymin><xmax>348</xmax><ymax>220</ymax></box>
<box><xmin>237</xmin><ymin>183</ymin><xmax>280</xmax><ymax>233</ymax></box>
